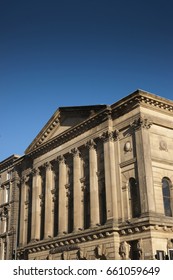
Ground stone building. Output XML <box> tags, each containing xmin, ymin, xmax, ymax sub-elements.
<box><xmin>0</xmin><ymin>155</ymin><xmax>21</xmax><ymax>259</ymax></box>
<box><xmin>0</xmin><ymin>89</ymin><xmax>173</xmax><ymax>260</ymax></box>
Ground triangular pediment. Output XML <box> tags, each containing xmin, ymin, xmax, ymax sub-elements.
<box><xmin>25</xmin><ymin>105</ymin><xmax>106</xmax><ymax>154</ymax></box>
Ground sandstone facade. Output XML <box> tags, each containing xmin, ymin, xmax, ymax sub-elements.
<box><xmin>1</xmin><ymin>89</ymin><xmax>173</xmax><ymax>260</ymax></box>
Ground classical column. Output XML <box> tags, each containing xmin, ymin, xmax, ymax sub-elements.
<box><xmin>131</xmin><ymin>116</ymin><xmax>155</xmax><ymax>214</ymax></box>
<box><xmin>31</xmin><ymin>168</ymin><xmax>41</xmax><ymax>241</ymax></box>
<box><xmin>101</xmin><ymin>130</ymin><xmax>119</xmax><ymax>223</ymax></box>
<box><xmin>19</xmin><ymin>175</ymin><xmax>29</xmax><ymax>246</ymax></box>
<box><xmin>71</xmin><ymin>148</ymin><xmax>83</xmax><ymax>231</ymax></box>
<box><xmin>58</xmin><ymin>156</ymin><xmax>68</xmax><ymax>235</ymax></box>
<box><xmin>86</xmin><ymin>139</ymin><xmax>100</xmax><ymax>227</ymax></box>
<box><xmin>44</xmin><ymin>162</ymin><xmax>54</xmax><ymax>239</ymax></box>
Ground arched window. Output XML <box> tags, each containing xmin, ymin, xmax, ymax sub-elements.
<box><xmin>129</xmin><ymin>178</ymin><xmax>141</xmax><ymax>218</ymax></box>
<box><xmin>162</xmin><ymin>177</ymin><xmax>172</xmax><ymax>217</ymax></box>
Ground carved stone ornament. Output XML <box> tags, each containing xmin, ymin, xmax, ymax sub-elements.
<box><xmin>32</xmin><ymin>167</ymin><xmax>40</xmax><ymax>176</ymax></box>
<box><xmin>44</xmin><ymin>161</ymin><xmax>52</xmax><ymax>170</ymax></box>
<box><xmin>21</xmin><ymin>175</ymin><xmax>30</xmax><ymax>184</ymax></box>
<box><xmin>167</xmin><ymin>239</ymin><xmax>173</xmax><ymax>250</ymax></box>
<box><xmin>77</xmin><ymin>248</ymin><xmax>88</xmax><ymax>260</ymax></box>
<box><xmin>50</xmin><ymin>244</ymin><xmax>79</xmax><ymax>255</ymax></box>
<box><xmin>61</xmin><ymin>251</ymin><xmax>69</xmax><ymax>260</ymax></box>
<box><xmin>95</xmin><ymin>244</ymin><xmax>108</xmax><ymax>260</ymax></box>
<box><xmin>71</xmin><ymin>147</ymin><xmax>80</xmax><ymax>157</ymax></box>
<box><xmin>159</xmin><ymin>140</ymin><xmax>168</xmax><ymax>151</ymax></box>
<box><xmin>119</xmin><ymin>241</ymin><xmax>130</xmax><ymax>260</ymax></box>
<box><xmin>100</xmin><ymin>129</ymin><xmax>119</xmax><ymax>142</ymax></box>
<box><xmin>131</xmin><ymin>117</ymin><xmax>153</xmax><ymax>130</ymax></box>
<box><xmin>86</xmin><ymin>139</ymin><xmax>96</xmax><ymax>150</ymax></box>
<box><xmin>0</xmin><ymin>206</ymin><xmax>8</xmax><ymax>218</ymax></box>
<box><xmin>124</xmin><ymin>141</ymin><xmax>132</xmax><ymax>152</ymax></box>
<box><xmin>57</xmin><ymin>155</ymin><xmax>65</xmax><ymax>164</ymax></box>
<box><xmin>136</xmin><ymin>239</ymin><xmax>143</xmax><ymax>260</ymax></box>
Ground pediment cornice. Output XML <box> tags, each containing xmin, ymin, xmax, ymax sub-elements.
<box><xmin>26</xmin><ymin>107</ymin><xmax>111</xmax><ymax>158</ymax></box>
<box><xmin>25</xmin><ymin>110</ymin><xmax>61</xmax><ymax>154</ymax></box>
<box><xmin>111</xmin><ymin>89</ymin><xmax>173</xmax><ymax>118</ymax></box>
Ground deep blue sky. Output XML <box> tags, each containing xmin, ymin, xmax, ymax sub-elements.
<box><xmin>0</xmin><ymin>0</ymin><xmax>173</xmax><ymax>161</ymax></box>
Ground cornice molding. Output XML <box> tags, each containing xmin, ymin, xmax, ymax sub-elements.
<box><xmin>137</xmin><ymin>94</ymin><xmax>173</xmax><ymax>112</ymax></box>
<box><xmin>24</xmin><ymin>90</ymin><xmax>173</xmax><ymax>159</ymax></box>
<box><xmin>119</xmin><ymin>224</ymin><xmax>173</xmax><ymax>236</ymax></box>
<box><xmin>111</xmin><ymin>90</ymin><xmax>173</xmax><ymax>119</ymax></box>
<box><xmin>17</xmin><ymin>227</ymin><xmax>115</xmax><ymax>256</ymax></box>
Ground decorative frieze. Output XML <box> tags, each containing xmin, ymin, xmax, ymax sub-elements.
<box><xmin>50</xmin><ymin>244</ymin><xmax>79</xmax><ymax>254</ymax></box>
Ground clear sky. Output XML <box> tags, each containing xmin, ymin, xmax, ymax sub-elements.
<box><xmin>0</xmin><ymin>0</ymin><xmax>173</xmax><ymax>162</ymax></box>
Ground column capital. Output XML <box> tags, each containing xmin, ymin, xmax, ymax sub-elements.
<box><xmin>57</xmin><ymin>155</ymin><xmax>66</xmax><ymax>164</ymax></box>
<box><xmin>71</xmin><ymin>147</ymin><xmax>80</xmax><ymax>157</ymax></box>
<box><xmin>44</xmin><ymin>161</ymin><xmax>53</xmax><ymax>170</ymax></box>
<box><xmin>21</xmin><ymin>174</ymin><xmax>30</xmax><ymax>184</ymax></box>
<box><xmin>100</xmin><ymin>129</ymin><xmax>119</xmax><ymax>142</ymax></box>
<box><xmin>130</xmin><ymin>116</ymin><xmax>153</xmax><ymax>130</ymax></box>
<box><xmin>31</xmin><ymin>167</ymin><xmax>40</xmax><ymax>176</ymax></box>
<box><xmin>86</xmin><ymin>139</ymin><xmax>96</xmax><ymax>150</ymax></box>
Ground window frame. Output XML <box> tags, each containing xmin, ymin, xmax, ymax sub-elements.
<box><xmin>162</xmin><ymin>177</ymin><xmax>172</xmax><ymax>217</ymax></box>
<box><xmin>129</xmin><ymin>177</ymin><xmax>141</xmax><ymax>218</ymax></box>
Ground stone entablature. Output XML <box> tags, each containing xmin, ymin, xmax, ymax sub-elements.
<box><xmin>111</xmin><ymin>90</ymin><xmax>173</xmax><ymax>115</ymax></box>
<box><xmin>25</xmin><ymin>91</ymin><xmax>173</xmax><ymax>159</ymax></box>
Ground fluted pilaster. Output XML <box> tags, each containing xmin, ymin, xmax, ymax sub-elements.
<box><xmin>44</xmin><ymin>162</ymin><xmax>54</xmax><ymax>239</ymax></box>
<box><xmin>101</xmin><ymin>130</ymin><xmax>119</xmax><ymax>222</ymax></box>
<box><xmin>19</xmin><ymin>175</ymin><xmax>29</xmax><ymax>245</ymax></box>
<box><xmin>86</xmin><ymin>139</ymin><xmax>100</xmax><ymax>227</ymax></box>
<box><xmin>71</xmin><ymin>148</ymin><xmax>83</xmax><ymax>231</ymax></box>
<box><xmin>31</xmin><ymin>168</ymin><xmax>41</xmax><ymax>241</ymax></box>
<box><xmin>58</xmin><ymin>156</ymin><xmax>68</xmax><ymax>235</ymax></box>
<box><xmin>131</xmin><ymin>117</ymin><xmax>155</xmax><ymax>214</ymax></box>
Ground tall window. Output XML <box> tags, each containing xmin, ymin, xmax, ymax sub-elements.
<box><xmin>129</xmin><ymin>178</ymin><xmax>141</xmax><ymax>218</ymax></box>
<box><xmin>162</xmin><ymin>177</ymin><xmax>172</xmax><ymax>217</ymax></box>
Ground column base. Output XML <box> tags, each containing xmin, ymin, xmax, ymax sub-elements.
<box><xmin>89</xmin><ymin>223</ymin><xmax>101</xmax><ymax>229</ymax></box>
<box><xmin>44</xmin><ymin>235</ymin><xmax>53</xmax><ymax>240</ymax></box>
<box><xmin>57</xmin><ymin>231</ymin><xmax>67</xmax><ymax>237</ymax></box>
<box><xmin>30</xmin><ymin>238</ymin><xmax>39</xmax><ymax>243</ymax></box>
